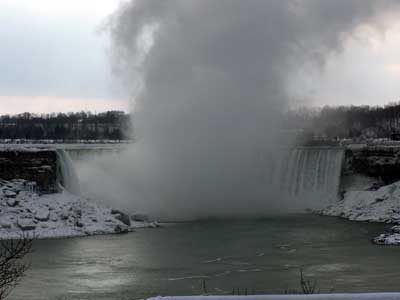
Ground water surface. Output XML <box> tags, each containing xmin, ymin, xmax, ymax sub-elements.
<box><xmin>10</xmin><ymin>215</ymin><xmax>400</xmax><ymax>300</ymax></box>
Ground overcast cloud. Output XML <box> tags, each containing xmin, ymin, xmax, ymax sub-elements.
<box><xmin>0</xmin><ymin>0</ymin><xmax>400</xmax><ymax>115</ymax></box>
<box><xmin>0</xmin><ymin>0</ymin><xmax>126</xmax><ymax>114</ymax></box>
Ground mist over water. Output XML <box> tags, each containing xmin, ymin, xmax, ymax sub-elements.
<box><xmin>79</xmin><ymin>1</ymin><xmax>399</xmax><ymax>220</ymax></box>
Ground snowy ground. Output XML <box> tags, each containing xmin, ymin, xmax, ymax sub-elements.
<box><xmin>0</xmin><ymin>179</ymin><xmax>158</xmax><ymax>239</ymax></box>
<box><xmin>320</xmin><ymin>181</ymin><xmax>400</xmax><ymax>245</ymax></box>
<box><xmin>146</xmin><ymin>294</ymin><xmax>400</xmax><ymax>300</ymax></box>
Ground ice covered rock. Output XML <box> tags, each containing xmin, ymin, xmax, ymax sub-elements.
<box><xmin>50</xmin><ymin>214</ymin><xmax>58</xmax><ymax>222</ymax></box>
<box><xmin>4</xmin><ymin>190</ymin><xmax>17</xmax><ymax>198</ymax></box>
<box><xmin>111</xmin><ymin>209</ymin><xmax>131</xmax><ymax>226</ymax></box>
<box><xmin>373</xmin><ymin>233</ymin><xmax>400</xmax><ymax>245</ymax></box>
<box><xmin>17</xmin><ymin>218</ymin><xmax>36</xmax><ymax>231</ymax></box>
<box><xmin>115</xmin><ymin>213</ymin><xmax>131</xmax><ymax>226</ymax></box>
<box><xmin>74</xmin><ymin>208</ymin><xmax>82</xmax><ymax>217</ymax></box>
<box><xmin>60</xmin><ymin>212</ymin><xmax>69</xmax><ymax>220</ymax></box>
<box><xmin>84</xmin><ymin>226</ymin><xmax>106</xmax><ymax>236</ymax></box>
<box><xmin>34</xmin><ymin>208</ymin><xmax>50</xmax><ymax>221</ymax></box>
<box><xmin>7</xmin><ymin>198</ymin><xmax>19</xmax><ymax>207</ymax></box>
<box><xmin>148</xmin><ymin>222</ymin><xmax>160</xmax><ymax>228</ymax></box>
<box><xmin>372</xmin><ymin>225</ymin><xmax>400</xmax><ymax>245</ymax></box>
<box><xmin>0</xmin><ymin>221</ymin><xmax>12</xmax><ymax>229</ymax></box>
<box><xmin>0</xmin><ymin>179</ymin><xmax>158</xmax><ymax>239</ymax></box>
<box><xmin>391</xmin><ymin>225</ymin><xmax>400</xmax><ymax>233</ymax></box>
<box><xmin>75</xmin><ymin>220</ymin><xmax>84</xmax><ymax>228</ymax></box>
<box><xmin>114</xmin><ymin>224</ymin><xmax>129</xmax><ymax>234</ymax></box>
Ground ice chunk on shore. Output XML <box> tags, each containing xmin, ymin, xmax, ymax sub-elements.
<box><xmin>17</xmin><ymin>218</ymin><xmax>36</xmax><ymax>231</ymax></box>
<box><xmin>34</xmin><ymin>208</ymin><xmax>50</xmax><ymax>222</ymax></box>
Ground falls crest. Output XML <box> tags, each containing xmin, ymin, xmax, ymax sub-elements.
<box><xmin>56</xmin><ymin>149</ymin><xmax>81</xmax><ymax>195</ymax></box>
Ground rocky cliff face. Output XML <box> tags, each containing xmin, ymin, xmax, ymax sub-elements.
<box><xmin>0</xmin><ymin>149</ymin><xmax>58</xmax><ymax>192</ymax></box>
<box><xmin>344</xmin><ymin>146</ymin><xmax>400</xmax><ymax>185</ymax></box>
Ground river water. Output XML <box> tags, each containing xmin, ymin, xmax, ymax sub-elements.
<box><xmin>10</xmin><ymin>215</ymin><xmax>400</xmax><ymax>300</ymax></box>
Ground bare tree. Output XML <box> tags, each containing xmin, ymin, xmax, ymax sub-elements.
<box><xmin>300</xmin><ymin>268</ymin><xmax>319</xmax><ymax>295</ymax></box>
<box><xmin>0</xmin><ymin>235</ymin><xmax>33</xmax><ymax>299</ymax></box>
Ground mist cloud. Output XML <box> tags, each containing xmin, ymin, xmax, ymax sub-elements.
<box><xmin>79</xmin><ymin>0</ymin><xmax>400</xmax><ymax>220</ymax></box>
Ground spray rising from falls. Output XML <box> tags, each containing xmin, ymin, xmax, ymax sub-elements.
<box><xmin>75</xmin><ymin>0</ymin><xmax>400</xmax><ymax>220</ymax></box>
<box><xmin>77</xmin><ymin>146</ymin><xmax>345</xmax><ymax>218</ymax></box>
<box><xmin>56</xmin><ymin>149</ymin><xmax>81</xmax><ymax>195</ymax></box>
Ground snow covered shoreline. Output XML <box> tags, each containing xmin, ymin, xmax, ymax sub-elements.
<box><xmin>0</xmin><ymin>179</ymin><xmax>158</xmax><ymax>240</ymax></box>
<box><xmin>320</xmin><ymin>181</ymin><xmax>400</xmax><ymax>245</ymax></box>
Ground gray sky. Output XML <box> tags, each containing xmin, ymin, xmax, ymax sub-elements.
<box><xmin>0</xmin><ymin>0</ymin><xmax>400</xmax><ymax>115</ymax></box>
<box><xmin>0</xmin><ymin>0</ymin><xmax>127</xmax><ymax>114</ymax></box>
<box><xmin>290</xmin><ymin>19</ymin><xmax>400</xmax><ymax>107</ymax></box>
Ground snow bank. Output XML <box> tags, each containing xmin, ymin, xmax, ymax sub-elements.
<box><xmin>320</xmin><ymin>181</ymin><xmax>400</xmax><ymax>245</ymax></box>
<box><xmin>147</xmin><ymin>293</ymin><xmax>400</xmax><ymax>300</ymax></box>
<box><xmin>373</xmin><ymin>225</ymin><xmax>400</xmax><ymax>245</ymax></box>
<box><xmin>0</xmin><ymin>179</ymin><xmax>159</xmax><ymax>239</ymax></box>
<box><xmin>321</xmin><ymin>181</ymin><xmax>400</xmax><ymax>223</ymax></box>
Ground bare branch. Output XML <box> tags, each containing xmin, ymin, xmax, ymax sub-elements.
<box><xmin>0</xmin><ymin>232</ymin><xmax>34</xmax><ymax>300</ymax></box>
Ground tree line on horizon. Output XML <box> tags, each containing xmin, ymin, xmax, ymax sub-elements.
<box><xmin>2</xmin><ymin>103</ymin><xmax>400</xmax><ymax>142</ymax></box>
<box><xmin>0</xmin><ymin>111</ymin><xmax>132</xmax><ymax>141</ymax></box>
<box><xmin>284</xmin><ymin>101</ymin><xmax>400</xmax><ymax>141</ymax></box>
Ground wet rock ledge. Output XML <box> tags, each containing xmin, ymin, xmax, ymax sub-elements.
<box><xmin>344</xmin><ymin>146</ymin><xmax>400</xmax><ymax>184</ymax></box>
<box><xmin>0</xmin><ymin>149</ymin><xmax>57</xmax><ymax>193</ymax></box>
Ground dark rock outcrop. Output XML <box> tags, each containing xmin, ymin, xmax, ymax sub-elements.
<box><xmin>0</xmin><ymin>149</ymin><xmax>58</xmax><ymax>192</ymax></box>
<box><xmin>344</xmin><ymin>146</ymin><xmax>400</xmax><ymax>184</ymax></box>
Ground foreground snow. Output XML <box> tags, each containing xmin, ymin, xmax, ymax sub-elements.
<box><xmin>0</xmin><ymin>179</ymin><xmax>158</xmax><ymax>239</ymax></box>
<box><xmin>320</xmin><ymin>181</ymin><xmax>400</xmax><ymax>245</ymax></box>
<box><xmin>147</xmin><ymin>293</ymin><xmax>400</xmax><ymax>300</ymax></box>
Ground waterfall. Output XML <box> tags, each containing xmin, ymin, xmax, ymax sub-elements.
<box><xmin>280</xmin><ymin>147</ymin><xmax>344</xmax><ymax>204</ymax></box>
<box><xmin>284</xmin><ymin>147</ymin><xmax>344</xmax><ymax>196</ymax></box>
<box><xmin>56</xmin><ymin>149</ymin><xmax>81</xmax><ymax>195</ymax></box>
<box><xmin>263</xmin><ymin>147</ymin><xmax>344</xmax><ymax>208</ymax></box>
